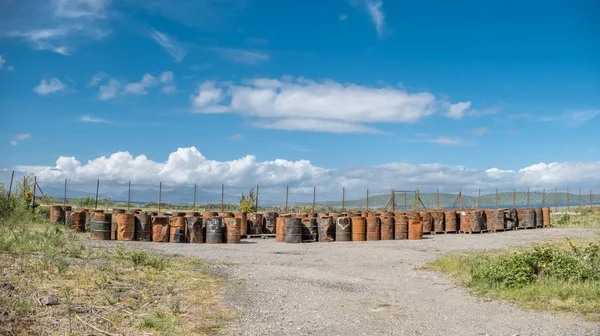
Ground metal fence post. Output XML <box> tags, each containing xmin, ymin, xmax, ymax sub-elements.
<box><xmin>342</xmin><ymin>187</ymin><xmax>345</xmax><ymax>212</ymax></box>
<box><xmin>366</xmin><ymin>188</ymin><xmax>369</xmax><ymax>211</ymax></box>
<box><xmin>255</xmin><ymin>184</ymin><xmax>259</xmax><ymax>211</ymax></box>
<box><xmin>285</xmin><ymin>185</ymin><xmax>289</xmax><ymax>213</ymax></box>
<box><xmin>95</xmin><ymin>179</ymin><xmax>99</xmax><ymax>209</ymax></box>
<box><xmin>158</xmin><ymin>182</ymin><xmax>162</xmax><ymax>212</ymax></box>
<box><xmin>127</xmin><ymin>181</ymin><xmax>131</xmax><ymax>210</ymax></box>
<box><xmin>7</xmin><ymin>170</ymin><xmax>14</xmax><ymax>198</ymax></box>
<box><xmin>527</xmin><ymin>188</ymin><xmax>530</xmax><ymax>208</ymax></box>
<box><xmin>31</xmin><ymin>176</ymin><xmax>36</xmax><ymax>212</ymax></box>
<box><xmin>193</xmin><ymin>183</ymin><xmax>196</xmax><ymax>209</ymax></box>
<box><xmin>221</xmin><ymin>184</ymin><xmax>224</xmax><ymax>212</ymax></box>
<box><xmin>567</xmin><ymin>188</ymin><xmax>570</xmax><ymax>211</ymax></box>
<box><xmin>312</xmin><ymin>187</ymin><xmax>316</xmax><ymax>212</ymax></box>
<box><xmin>495</xmin><ymin>188</ymin><xmax>498</xmax><ymax>209</ymax></box>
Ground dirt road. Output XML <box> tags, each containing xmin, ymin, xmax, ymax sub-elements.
<box><xmin>99</xmin><ymin>228</ymin><xmax>600</xmax><ymax>336</ymax></box>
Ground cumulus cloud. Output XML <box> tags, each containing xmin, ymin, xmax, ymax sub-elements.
<box><xmin>10</xmin><ymin>147</ymin><xmax>600</xmax><ymax>200</ymax></box>
<box><xmin>124</xmin><ymin>74</ymin><xmax>158</xmax><ymax>95</ymax></box>
<box><xmin>98</xmin><ymin>78</ymin><xmax>121</xmax><ymax>100</ymax></box>
<box><xmin>446</xmin><ymin>101</ymin><xmax>472</xmax><ymax>119</ymax></box>
<box><xmin>9</xmin><ymin>133</ymin><xmax>31</xmax><ymax>146</ymax></box>
<box><xmin>159</xmin><ymin>71</ymin><xmax>176</xmax><ymax>94</ymax></box>
<box><xmin>87</xmin><ymin>71</ymin><xmax>107</xmax><ymax>86</ymax></box>
<box><xmin>33</xmin><ymin>78</ymin><xmax>67</xmax><ymax>95</ymax></box>
<box><xmin>95</xmin><ymin>71</ymin><xmax>176</xmax><ymax>99</ymax></box>
<box><xmin>150</xmin><ymin>29</ymin><xmax>186</xmax><ymax>62</ymax></box>
<box><xmin>190</xmin><ymin>77</ymin><xmax>471</xmax><ymax>133</ymax></box>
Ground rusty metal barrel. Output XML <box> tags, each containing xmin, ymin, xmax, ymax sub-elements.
<box><xmin>301</xmin><ymin>217</ymin><xmax>318</xmax><ymax>242</ymax></box>
<box><xmin>276</xmin><ymin>214</ymin><xmax>292</xmax><ymax>242</ymax></box>
<box><xmin>71</xmin><ymin>211</ymin><xmax>86</xmax><ymax>233</ymax></box>
<box><xmin>50</xmin><ymin>205</ymin><xmax>65</xmax><ymax>223</ymax></box>
<box><xmin>116</xmin><ymin>213</ymin><xmax>135</xmax><ymax>241</ymax></box>
<box><xmin>335</xmin><ymin>217</ymin><xmax>352</xmax><ymax>242</ymax></box>
<box><xmin>134</xmin><ymin>213</ymin><xmax>152</xmax><ymax>241</ymax></box>
<box><xmin>366</xmin><ymin>217</ymin><xmax>381</xmax><ymax>241</ymax></box>
<box><xmin>419</xmin><ymin>211</ymin><xmax>433</xmax><ymax>234</ymax></box>
<box><xmin>317</xmin><ymin>216</ymin><xmax>335</xmax><ymax>242</ymax></box>
<box><xmin>470</xmin><ymin>210</ymin><xmax>485</xmax><ymax>232</ymax></box>
<box><xmin>223</xmin><ymin>217</ymin><xmax>241</xmax><ymax>244</ymax></box>
<box><xmin>203</xmin><ymin>211</ymin><xmax>218</xmax><ymax>217</ymax></box>
<box><xmin>169</xmin><ymin>215</ymin><xmax>187</xmax><ymax>243</ymax></box>
<box><xmin>264</xmin><ymin>212</ymin><xmax>278</xmax><ymax>234</ymax></box>
<box><xmin>408</xmin><ymin>214</ymin><xmax>423</xmax><ymax>240</ymax></box>
<box><xmin>459</xmin><ymin>211</ymin><xmax>471</xmax><ymax>232</ymax></box>
<box><xmin>351</xmin><ymin>217</ymin><xmax>366</xmax><ymax>241</ymax></box>
<box><xmin>432</xmin><ymin>211</ymin><xmax>444</xmax><ymax>233</ymax></box>
<box><xmin>111</xmin><ymin>209</ymin><xmax>126</xmax><ymax>240</ymax></box>
<box><xmin>380</xmin><ymin>217</ymin><xmax>394</xmax><ymax>240</ymax></box>
<box><xmin>535</xmin><ymin>208</ymin><xmax>543</xmax><ymax>227</ymax></box>
<box><xmin>487</xmin><ymin>210</ymin><xmax>505</xmax><ymax>231</ymax></box>
<box><xmin>518</xmin><ymin>208</ymin><xmax>535</xmax><ymax>229</ymax></box>
<box><xmin>284</xmin><ymin>217</ymin><xmax>302</xmax><ymax>243</ymax></box>
<box><xmin>445</xmin><ymin>211</ymin><xmax>458</xmax><ymax>232</ymax></box>
<box><xmin>186</xmin><ymin>216</ymin><xmax>203</xmax><ymax>243</ymax></box>
<box><xmin>151</xmin><ymin>216</ymin><xmax>169</xmax><ymax>242</ymax></box>
<box><xmin>64</xmin><ymin>210</ymin><xmax>72</xmax><ymax>229</ymax></box>
<box><xmin>219</xmin><ymin>212</ymin><xmax>234</xmax><ymax>218</ymax></box>
<box><xmin>504</xmin><ymin>209</ymin><xmax>517</xmax><ymax>229</ymax></box>
<box><xmin>90</xmin><ymin>212</ymin><xmax>111</xmax><ymax>240</ymax></box>
<box><xmin>542</xmin><ymin>207</ymin><xmax>551</xmax><ymax>227</ymax></box>
<box><xmin>394</xmin><ymin>215</ymin><xmax>408</xmax><ymax>240</ymax></box>
<box><xmin>248</xmin><ymin>213</ymin><xmax>263</xmax><ymax>235</ymax></box>
<box><xmin>234</xmin><ymin>212</ymin><xmax>248</xmax><ymax>236</ymax></box>
<box><xmin>204</xmin><ymin>217</ymin><xmax>223</xmax><ymax>244</ymax></box>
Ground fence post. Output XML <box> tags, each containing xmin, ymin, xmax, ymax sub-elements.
<box><xmin>579</xmin><ymin>188</ymin><xmax>582</xmax><ymax>208</ymax></box>
<box><xmin>127</xmin><ymin>181</ymin><xmax>131</xmax><ymax>210</ymax></box>
<box><xmin>221</xmin><ymin>184</ymin><xmax>224</xmax><ymax>212</ymax></box>
<box><xmin>312</xmin><ymin>186</ymin><xmax>316</xmax><ymax>212</ymax></box>
<box><xmin>366</xmin><ymin>188</ymin><xmax>369</xmax><ymax>211</ymax></box>
<box><xmin>495</xmin><ymin>188</ymin><xmax>498</xmax><ymax>209</ymax></box>
<box><xmin>527</xmin><ymin>188</ymin><xmax>530</xmax><ymax>208</ymax></box>
<box><xmin>567</xmin><ymin>188</ymin><xmax>570</xmax><ymax>211</ymax></box>
<box><xmin>555</xmin><ymin>188</ymin><xmax>558</xmax><ymax>212</ymax></box>
<box><xmin>342</xmin><ymin>187</ymin><xmax>345</xmax><ymax>212</ymax></box>
<box><xmin>391</xmin><ymin>189</ymin><xmax>395</xmax><ymax>211</ymax></box>
<box><xmin>416</xmin><ymin>190</ymin><xmax>420</xmax><ymax>210</ymax></box>
<box><xmin>477</xmin><ymin>188</ymin><xmax>481</xmax><ymax>208</ymax></box>
<box><xmin>95</xmin><ymin>179</ymin><xmax>99</xmax><ymax>209</ymax></box>
<box><xmin>255</xmin><ymin>184</ymin><xmax>259</xmax><ymax>211</ymax></box>
<box><xmin>63</xmin><ymin>178</ymin><xmax>67</xmax><ymax>205</ymax></box>
<box><xmin>31</xmin><ymin>176</ymin><xmax>36</xmax><ymax>212</ymax></box>
<box><xmin>436</xmin><ymin>188</ymin><xmax>440</xmax><ymax>209</ymax></box>
<box><xmin>7</xmin><ymin>170</ymin><xmax>14</xmax><ymax>199</ymax></box>
<box><xmin>158</xmin><ymin>182</ymin><xmax>162</xmax><ymax>212</ymax></box>
<box><xmin>591</xmin><ymin>190</ymin><xmax>593</xmax><ymax>209</ymax></box>
<box><xmin>285</xmin><ymin>185</ymin><xmax>289</xmax><ymax>213</ymax></box>
<box><xmin>459</xmin><ymin>188</ymin><xmax>463</xmax><ymax>209</ymax></box>
<box><xmin>404</xmin><ymin>192</ymin><xmax>407</xmax><ymax>210</ymax></box>
<box><xmin>193</xmin><ymin>183</ymin><xmax>196</xmax><ymax>210</ymax></box>
<box><xmin>542</xmin><ymin>188</ymin><xmax>546</xmax><ymax>207</ymax></box>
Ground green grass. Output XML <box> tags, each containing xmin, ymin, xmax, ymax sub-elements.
<box><xmin>423</xmin><ymin>238</ymin><xmax>600</xmax><ymax>320</ymax></box>
<box><xmin>0</xmin><ymin>200</ymin><xmax>233</xmax><ymax>335</ymax></box>
<box><xmin>551</xmin><ymin>209</ymin><xmax>600</xmax><ymax>228</ymax></box>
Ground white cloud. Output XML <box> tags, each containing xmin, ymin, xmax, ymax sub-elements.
<box><xmin>0</xmin><ymin>55</ymin><xmax>4</xmax><ymax>69</ymax></box>
<box><xmin>159</xmin><ymin>71</ymin><xmax>176</xmax><ymax>94</ymax></box>
<box><xmin>150</xmin><ymin>29</ymin><xmax>186</xmax><ymax>62</ymax></box>
<box><xmin>211</xmin><ymin>47</ymin><xmax>270</xmax><ymax>65</ymax></box>
<box><xmin>80</xmin><ymin>115</ymin><xmax>108</xmax><ymax>123</ymax></box>
<box><xmin>538</xmin><ymin>110</ymin><xmax>600</xmax><ymax>125</ymax></box>
<box><xmin>9</xmin><ymin>141</ymin><xmax>17</xmax><ymax>147</ymax></box>
<box><xmin>252</xmin><ymin>118</ymin><xmax>383</xmax><ymax>134</ymax></box>
<box><xmin>339</xmin><ymin>14</ymin><xmax>348</xmax><ymax>21</ymax></box>
<box><xmin>54</xmin><ymin>0</ymin><xmax>111</xmax><ymax>19</ymax></box>
<box><xmin>365</xmin><ymin>0</ymin><xmax>386</xmax><ymax>38</ymax></box>
<box><xmin>446</xmin><ymin>101</ymin><xmax>472</xmax><ymax>119</ymax></box>
<box><xmin>88</xmin><ymin>71</ymin><xmax>107</xmax><ymax>86</ymax></box>
<box><xmin>10</xmin><ymin>147</ymin><xmax>600</xmax><ymax>199</ymax></box>
<box><xmin>124</xmin><ymin>74</ymin><xmax>158</xmax><ymax>95</ymax></box>
<box><xmin>9</xmin><ymin>133</ymin><xmax>32</xmax><ymax>146</ymax></box>
<box><xmin>33</xmin><ymin>78</ymin><xmax>67</xmax><ymax>95</ymax></box>
<box><xmin>191</xmin><ymin>77</ymin><xmax>470</xmax><ymax>133</ymax></box>
<box><xmin>473</xmin><ymin>127</ymin><xmax>490</xmax><ymax>135</ymax></box>
<box><xmin>230</xmin><ymin>133</ymin><xmax>244</xmax><ymax>141</ymax></box>
<box><xmin>425</xmin><ymin>137</ymin><xmax>463</xmax><ymax>146</ymax></box>
<box><xmin>98</xmin><ymin>78</ymin><xmax>121</xmax><ymax>100</ymax></box>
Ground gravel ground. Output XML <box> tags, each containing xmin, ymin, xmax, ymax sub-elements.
<box><xmin>93</xmin><ymin>228</ymin><xmax>600</xmax><ymax>336</ymax></box>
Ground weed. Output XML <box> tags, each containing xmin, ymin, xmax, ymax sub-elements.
<box><xmin>130</xmin><ymin>250</ymin><xmax>148</xmax><ymax>269</ymax></box>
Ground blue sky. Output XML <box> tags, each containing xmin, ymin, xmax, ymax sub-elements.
<box><xmin>0</xmin><ymin>0</ymin><xmax>599</xmax><ymax>199</ymax></box>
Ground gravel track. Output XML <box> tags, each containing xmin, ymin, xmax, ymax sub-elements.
<box><xmin>94</xmin><ymin>228</ymin><xmax>600</xmax><ymax>336</ymax></box>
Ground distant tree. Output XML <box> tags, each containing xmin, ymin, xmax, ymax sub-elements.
<box><xmin>239</xmin><ymin>188</ymin><xmax>257</xmax><ymax>213</ymax></box>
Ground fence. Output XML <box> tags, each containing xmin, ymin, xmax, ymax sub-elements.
<box><xmin>6</xmin><ymin>171</ymin><xmax>598</xmax><ymax>213</ymax></box>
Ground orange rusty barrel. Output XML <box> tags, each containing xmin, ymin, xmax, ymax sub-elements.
<box><xmin>487</xmin><ymin>210</ymin><xmax>505</xmax><ymax>231</ymax></box>
<box><xmin>169</xmin><ymin>215</ymin><xmax>187</xmax><ymax>243</ymax></box>
<box><xmin>380</xmin><ymin>216</ymin><xmax>394</xmax><ymax>240</ymax></box>
<box><xmin>276</xmin><ymin>214</ymin><xmax>292</xmax><ymax>242</ymax></box>
<box><xmin>186</xmin><ymin>211</ymin><xmax>200</xmax><ymax>217</ymax></box>
<box><xmin>317</xmin><ymin>212</ymin><xmax>329</xmax><ymax>217</ymax></box>
<box><xmin>234</xmin><ymin>212</ymin><xmax>248</xmax><ymax>236</ymax></box>
<box><xmin>186</xmin><ymin>215</ymin><xmax>203</xmax><ymax>243</ymax></box>
<box><xmin>360</xmin><ymin>211</ymin><xmax>368</xmax><ymax>217</ymax></box>
<box><xmin>503</xmin><ymin>208</ymin><xmax>517</xmax><ymax>229</ymax></box>
<box><xmin>90</xmin><ymin>212</ymin><xmax>111</xmax><ymax>240</ymax></box>
<box><xmin>419</xmin><ymin>211</ymin><xmax>433</xmax><ymax>234</ymax></box>
<box><xmin>111</xmin><ymin>209</ymin><xmax>126</xmax><ymax>240</ymax></box>
<box><xmin>248</xmin><ymin>213</ymin><xmax>263</xmax><ymax>234</ymax></box>
<box><xmin>264</xmin><ymin>212</ymin><xmax>278</xmax><ymax>234</ymax></box>
<box><xmin>134</xmin><ymin>213</ymin><xmax>152</xmax><ymax>241</ymax></box>
<box><xmin>432</xmin><ymin>211</ymin><xmax>444</xmax><ymax>233</ymax></box>
<box><xmin>71</xmin><ymin>211</ymin><xmax>86</xmax><ymax>233</ymax></box>
<box><xmin>470</xmin><ymin>210</ymin><xmax>485</xmax><ymax>232</ymax></box>
<box><xmin>151</xmin><ymin>216</ymin><xmax>169</xmax><ymax>242</ymax></box>
<box><xmin>116</xmin><ymin>213</ymin><xmax>135</xmax><ymax>241</ymax></box>
<box><xmin>517</xmin><ymin>208</ymin><xmax>535</xmax><ymax>229</ymax></box>
<box><xmin>317</xmin><ymin>216</ymin><xmax>335</xmax><ymax>242</ymax></box>
<box><xmin>366</xmin><ymin>217</ymin><xmax>381</xmax><ymax>241</ymax></box>
<box><xmin>535</xmin><ymin>208</ymin><xmax>543</xmax><ymax>227</ymax></box>
<box><xmin>444</xmin><ymin>211</ymin><xmax>458</xmax><ymax>232</ymax></box>
<box><xmin>351</xmin><ymin>217</ymin><xmax>366</xmax><ymax>241</ymax></box>
<box><xmin>380</xmin><ymin>211</ymin><xmax>394</xmax><ymax>217</ymax></box>
<box><xmin>203</xmin><ymin>211</ymin><xmax>218</xmax><ymax>217</ymax></box>
<box><xmin>223</xmin><ymin>217</ymin><xmax>241</xmax><ymax>244</ymax></box>
<box><xmin>542</xmin><ymin>207</ymin><xmax>551</xmax><ymax>227</ymax></box>
<box><xmin>50</xmin><ymin>205</ymin><xmax>65</xmax><ymax>223</ymax></box>
<box><xmin>219</xmin><ymin>212</ymin><xmax>234</xmax><ymax>218</ymax></box>
<box><xmin>408</xmin><ymin>214</ymin><xmax>423</xmax><ymax>240</ymax></box>
<box><xmin>285</xmin><ymin>217</ymin><xmax>302</xmax><ymax>243</ymax></box>
<box><xmin>335</xmin><ymin>217</ymin><xmax>352</xmax><ymax>242</ymax></box>
<box><xmin>394</xmin><ymin>215</ymin><xmax>408</xmax><ymax>240</ymax></box>
<box><xmin>301</xmin><ymin>217</ymin><xmax>318</xmax><ymax>242</ymax></box>
<box><xmin>459</xmin><ymin>210</ymin><xmax>471</xmax><ymax>232</ymax></box>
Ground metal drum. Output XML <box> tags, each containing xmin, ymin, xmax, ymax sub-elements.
<box><xmin>488</xmin><ymin>210</ymin><xmax>505</xmax><ymax>231</ymax></box>
<box><xmin>204</xmin><ymin>217</ymin><xmax>223</xmax><ymax>244</ymax></box>
<box><xmin>264</xmin><ymin>212</ymin><xmax>278</xmax><ymax>234</ymax></box>
<box><xmin>542</xmin><ymin>207</ymin><xmax>551</xmax><ymax>227</ymax></box>
<box><xmin>70</xmin><ymin>211</ymin><xmax>86</xmax><ymax>233</ymax></box>
<box><xmin>50</xmin><ymin>205</ymin><xmax>65</xmax><ymax>223</ymax></box>
<box><xmin>419</xmin><ymin>211</ymin><xmax>433</xmax><ymax>234</ymax></box>
<box><xmin>394</xmin><ymin>215</ymin><xmax>408</xmax><ymax>240</ymax></box>
<box><xmin>116</xmin><ymin>213</ymin><xmax>135</xmax><ymax>241</ymax></box>
<box><xmin>224</xmin><ymin>217</ymin><xmax>241</xmax><ymax>244</ymax></box>
<box><xmin>169</xmin><ymin>216</ymin><xmax>187</xmax><ymax>243</ymax></box>
<box><xmin>151</xmin><ymin>216</ymin><xmax>169</xmax><ymax>242</ymax></box>
<box><xmin>366</xmin><ymin>217</ymin><xmax>381</xmax><ymax>241</ymax></box>
<box><xmin>470</xmin><ymin>210</ymin><xmax>485</xmax><ymax>232</ymax></box>
<box><xmin>432</xmin><ymin>212</ymin><xmax>444</xmax><ymax>233</ymax></box>
<box><xmin>248</xmin><ymin>213</ymin><xmax>263</xmax><ymax>235</ymax></box>
<box><xmin>317</xmin><ymin>216</ymin><xmax>335</xmax><ymax>242</ymax></box>
<box><xmin>301</xmin><ymin>217</ymin><xmax>318</xmax><ymax>242</ymax></box>
<box><xmin>284</xmin><ymin>217</ymin><xmax>302</xmax><ymax>244</ymax></box>
<box><xmin>111</xmin><ymin>209</ymin><xmax>126</xmax><ymax>240</ymax></box>
<box><xmin>408</xmin><ymin>214</ymin><xmax>423</xmax><ymax>240</ymax></box>
<box><xmin>134</xmin><ymin>213</ymin><xmax>152</xmax><ymax>241</ymax></box>
<box><xmin>90</xmin><ymin>212</ymin><xmax>112</xmax><ymax>240</ymax></box>
<box><xmin>186</xmin><ymin>216</ymin><xmax>203</xmax><ymax>243</ymax></box>
<box><xmin>350</xmin><ymin>217</ymin><xmax>366</xmax><ymax>241</ymax></box>
<box><xmin>535</xmin><ymin>208</ymin><xmax>543</xmax><ymax>227</ymax></box>
<box><xmin>380</xmin><ymin>217</ymin><xmax>394</xmax><ymax>240</ymax></box>
<box><xmin>504</xmin><ymin>209</ymin><xmax>518</xmax><ymax>230</ymax></box>
<box><xmin>444</xmin><ymin>211</ymin><xmax>458</xmax><ymax>233</ymax></box>
<box><xmin>65</xmin><ymin>210</ymin><xmax>72</xmax><ymax>230</ymax></box>
<box><xmin>275</xmin><ymin>216</ymin><xmax>289</xmax><ymax>242</ymax></box>
<box><xmin>235</xmin><ymin>212</ymin><xmax>248</xmax><ymax>237</ymax></box>
<box><xmin>518</xmin><ymin>208</ymin><xmax>535</xmax><ymax>229</ymax></box>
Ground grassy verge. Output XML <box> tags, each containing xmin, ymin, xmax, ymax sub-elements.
<box><xmin>0</xmin><ymin>215</ymin><xmax>232</xmax><ymax>335</ymax></box>
<box><xmin>551</xmin><ymin>208</ymin><xmax>600</xmax><ymax>228</ymax></box>
<box><xmin>423</xmin><ymin>238</ymin><xmax>600</xmax><ymax>320</ymax></box>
